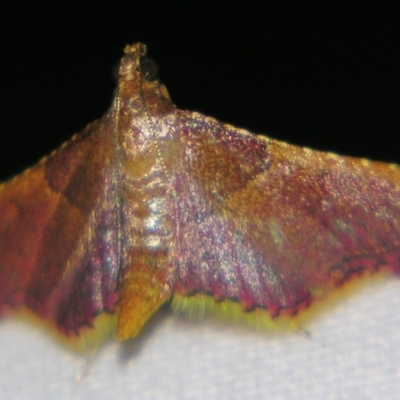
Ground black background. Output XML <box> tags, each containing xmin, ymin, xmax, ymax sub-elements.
<box><xmin>1</xmin><ymin>2</ymin><xmax>399</xmax><ymax>182</ymax></box>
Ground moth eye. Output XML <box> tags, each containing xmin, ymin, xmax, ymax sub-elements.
<box><xmin>138</xmin><ymin>57</ymin><xmax>159</xmax><ymax>81</ymax></box>
<box><xmin>111</xmin><ymin>60</ymin><xmax>120</xmax><ymax>83</ymax></box>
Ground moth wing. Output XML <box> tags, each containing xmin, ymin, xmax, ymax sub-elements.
<box><xmin>171</xmin><ymin>113</ymin><xmax>400</xmax><ymax>328</ymax></box>
<box><xmin>0</xmin><ymin>119</ymin><xmax>120</xmax><ymax>347</ymax></box>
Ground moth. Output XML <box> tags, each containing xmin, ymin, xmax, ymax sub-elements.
<box><xmin>0</xmin><ymin>43</ymin><xmax>399</xmax><ymax>349</ymax></box>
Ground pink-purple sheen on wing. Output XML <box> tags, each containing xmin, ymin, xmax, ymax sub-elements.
<box><xmin>0</xmin><ymin>43</ymin><xmax>399</xmax><ymax>350</ymax></box>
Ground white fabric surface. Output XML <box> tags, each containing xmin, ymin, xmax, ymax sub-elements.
<box><xmin>1</xmin><ymin>278</ymin><xmax>399</xmax><ymax>400</ymax></box>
